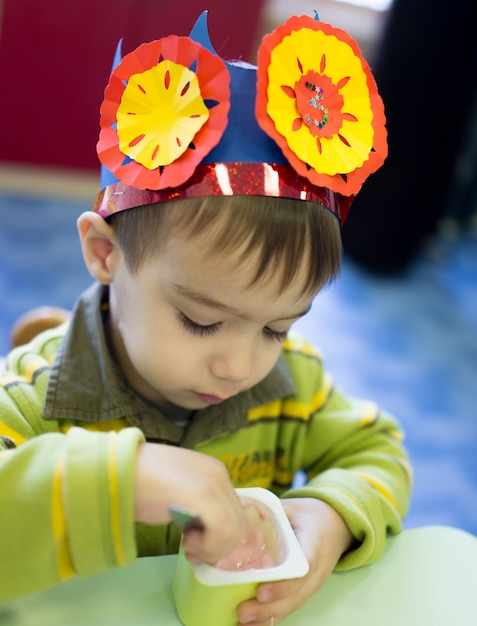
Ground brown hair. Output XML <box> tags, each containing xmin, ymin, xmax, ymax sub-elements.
<box><xmin>108</xmin><ymin>195</ymin><xmax>342</xmax><ymax>296</ymax></box>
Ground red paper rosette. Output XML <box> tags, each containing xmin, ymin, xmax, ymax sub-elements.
<box><xmin>256</xmin><ymin>15</ymin><xmax>388</xmax><ymax>196</ymax></box>
<box><xmin>97</xmin><ymin>35</ymin><xmax>230</xmax><ymax>190</ymax></box>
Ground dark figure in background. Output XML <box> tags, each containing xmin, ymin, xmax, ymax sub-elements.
<box><xmin>342</xmin><ymin>0</ymin><xmax>477</xmax><ymax>273</ymax></box>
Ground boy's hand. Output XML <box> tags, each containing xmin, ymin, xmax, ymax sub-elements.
<box><xmin>237</xmin><ymin>498</ymin><xmax>354</xmax><ymax>626</ymax></box>
<box><xmin>134</xmin><ymin>442</ymin><xmax>247</xmax><ymax>564</ymax></box>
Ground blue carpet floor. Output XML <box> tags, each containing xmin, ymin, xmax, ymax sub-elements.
<box><xmin>1</xmin><ymin>190</ymin><xmax>476</xmax><ymax>536</ymax></box>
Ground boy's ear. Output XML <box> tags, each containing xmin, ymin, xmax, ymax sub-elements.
<box><xmin>77</xmin><ymin>212</ymin><xmax>119</xmax><ymax>284</ymax></box>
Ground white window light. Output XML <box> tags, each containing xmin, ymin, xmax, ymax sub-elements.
<box><xmin>333</xmin><ymin>0</ymin><xmax>393</xmax><ymax>11</ymax></box>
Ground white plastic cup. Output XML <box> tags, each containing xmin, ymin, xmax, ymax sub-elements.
<box><xmin>172</xmin><ymin>487</ymin><xmax>309</xmax><ymax>626</ymax></box>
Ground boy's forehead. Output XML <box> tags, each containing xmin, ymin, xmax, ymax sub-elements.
<box><xmin>157</xmin><ymin>235</ymin><xmax>316</xmax><ymax>313</ymax></box>
<box><xmin>164</xmin><ymin>231</ymin><xmax>262</xmax><ymax>280</ymax></box>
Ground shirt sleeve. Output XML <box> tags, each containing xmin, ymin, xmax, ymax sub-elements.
<box><xmin>0</xmin><ymin>340</ymin><xmax>145</xmax><ymax>602</ymax></box>
<box><xmin>281</xmin><ymin>340</ymin><xmax>412</xmax><ymax>570</ymax></box>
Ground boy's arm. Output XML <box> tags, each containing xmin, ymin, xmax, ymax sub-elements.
<box><xmin>286</xmin><ymin>393</ymin><xmax>411</xmax><ymax>569</ymax></box>
<box><xmin>0</xmin><ymin>367</ymin><xmax>144</xmax><ymax>602</ymax></box>
<box><xmin>237</xmin><ymin>401</ymin><xmax>411</xmax><ymax>626</ymax></box>
<box><xmin>279</xmin><ymin>338</ymin><xmax>412</xmax><ymax>569</ymax></box>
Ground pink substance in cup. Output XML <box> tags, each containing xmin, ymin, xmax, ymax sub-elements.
<box><xmin>215</xmin><ymin>500</ymin><xmax>283</xmax><ymax>571</ymax></box>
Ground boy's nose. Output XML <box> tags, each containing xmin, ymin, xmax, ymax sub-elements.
<box><xmin>209</xmin><ymin>342</ymin><xmax>254</xmax><ymax>383</ymax></box>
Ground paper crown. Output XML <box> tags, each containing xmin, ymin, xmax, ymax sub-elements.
<box><xmin>93</xmin><ymin>11</ymin><xmax>387</xmax><ymax>225</ymax></box>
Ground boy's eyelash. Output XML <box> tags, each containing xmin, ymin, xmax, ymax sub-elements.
<box><xmin>178</xmin><ymin>312</ymin><xmax>220</xmax><ymax>338</ymax></box>
<box><xmin>177</xmin><ymin>312</ymin><xmax>288</xmax><ymax>342</ymax></box>
<box><xmin>264</xmin><ymin>327</ymin><xmax>288</xmax><ymax>343</ymax></box>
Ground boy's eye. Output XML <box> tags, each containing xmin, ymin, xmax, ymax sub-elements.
<box><xmin>178</xmin><ymin>312</ymin><xmax>287</xmax><ymax>343</ymax></box>
<box><xmin>263</xmin><ymin>327</ymin><xmax>288</xmax><ymax>342</ymax></box>
<box><xmin>178</xmin><ymin>312</ymin><xmax>220</xmax><ymax>338</ymax></box>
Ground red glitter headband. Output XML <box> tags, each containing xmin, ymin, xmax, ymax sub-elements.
<box><xmin>93</xmin><ymin>162</ymin><xmax>352</xmax><ymax>223</ymax></box>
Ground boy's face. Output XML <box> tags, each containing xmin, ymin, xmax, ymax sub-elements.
<box><xmin>107</xmin><ymin>229</ymin><xmax>315</xmax><ymax>409</ymax></box>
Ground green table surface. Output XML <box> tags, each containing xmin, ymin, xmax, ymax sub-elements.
<box><xmin>1</xmin><ymin>526</ymin><xmax>476</xmax><ymax>625</ymax></box>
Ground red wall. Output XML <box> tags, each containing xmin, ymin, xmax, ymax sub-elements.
<box><xmin>0</xmin><ymin>0</ymin><xmax>264</xmax><ymax>171</ymax></box>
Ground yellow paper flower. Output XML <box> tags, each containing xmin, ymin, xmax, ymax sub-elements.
<box><xmin>116</xmin><ymin>60</ymin><xmax>209</xmax><ymax>169</ymax></box>
<box><xmin>256</xmin><ymin>15</ymin><xmax>388</xmax><ymax>196</ymax></box>
<box><xmin>98</xmin><ymin>35</ymin><xmax>230</xmax><ymax>190</ymax></box>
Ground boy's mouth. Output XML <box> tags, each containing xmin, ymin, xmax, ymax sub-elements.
<box><xmin>192</xmin><ymin>392</ymin><xmax>228</xmax><ymax>405</ymax></box>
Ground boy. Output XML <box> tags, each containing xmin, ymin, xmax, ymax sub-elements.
<box><xmin>0</xmin><ymin>11</ymin><xmax>411</xmax><ymax>625</ymax></box>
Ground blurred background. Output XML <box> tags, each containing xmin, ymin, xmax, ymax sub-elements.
<box><xmin>0</xmin><ymin>0</ymin><xmax>476</xmax><ymax>535</ymax></box>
